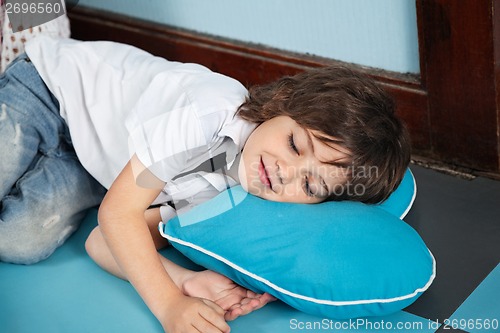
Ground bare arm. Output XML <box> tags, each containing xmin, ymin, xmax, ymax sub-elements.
<box><xmin>98</xmin><ymin>155</ymin><xmax>230</xmax><ymax>333</ymax></box>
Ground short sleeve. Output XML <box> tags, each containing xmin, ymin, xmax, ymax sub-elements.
<box><xmin>125</xmin><ymin>70</ymin><xmax>208</xmax><ymax>183</ymax></box>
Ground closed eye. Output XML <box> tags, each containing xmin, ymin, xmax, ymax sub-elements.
<box><xmin>288</xmin><ymin>133</ymin><xmax>299</xmax><ymax>155</ymax></box>
<box><xmin>304</xmin><ymin>176</ymin><xmax>314</xmax><ymax>197</ymax></box>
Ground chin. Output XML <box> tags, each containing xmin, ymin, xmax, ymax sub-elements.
<box><xmin>249</xmin><ymin>187</ymin><xmax>275</xmax><ymax>201</ymax></box>
<box><xmin>243</xmin><ymin>182</ymin><xmax>270</xmax><ymax>200</ymax></box>
<box><xmin>239</xmin><ymin>182</ymin><xmax>249</xmax><ymax>192</ymax></box>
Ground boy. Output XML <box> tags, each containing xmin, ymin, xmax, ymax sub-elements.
<box><xmin>1</xmin><ymin>36</ymin><xmax>410</xmax><ymax>332</ymax></box>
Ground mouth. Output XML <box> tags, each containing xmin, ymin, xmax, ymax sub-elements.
<box><xmin>258</xmin><ymin>157</ymin><xmax>272</xmax><ymax>188</ymax></box>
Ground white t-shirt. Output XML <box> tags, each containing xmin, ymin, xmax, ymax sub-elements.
<box><xmin>25</xmin><ymin>36</ymin><xmax>256</xmax><ymax>220</ymax></box>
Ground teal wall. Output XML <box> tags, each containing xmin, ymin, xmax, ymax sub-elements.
<box><xmin>76</xmin><ymin>0</ymin><xmax>420</xmax><ymax>73</ymax></box>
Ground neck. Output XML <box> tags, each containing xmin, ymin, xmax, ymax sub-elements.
<box><xmin>225</xmin><ymin>153</ymin><xmax>241</xmax><ymax>184</ymax></box>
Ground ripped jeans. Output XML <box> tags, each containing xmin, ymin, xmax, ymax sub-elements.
<box><xmin>0</xmin><ymin>54</ymin><xmax>106</xmax><ymax>264</ymax></box>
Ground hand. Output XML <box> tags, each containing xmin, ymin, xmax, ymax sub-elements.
<box><xmin>160</xmin><ymin>293</ymin><xmax>230</xmax><ymax>333</ymax></box>
<box><xmin>182</xmin><ymin>270</ymin><xmax>276</xmax><ymax>321</ymax></box>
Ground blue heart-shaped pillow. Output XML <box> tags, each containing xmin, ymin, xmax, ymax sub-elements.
<box><xmin>159</xmin><ymin>169</ymin><xmax>435</xmax><ymax>319</ymax></box>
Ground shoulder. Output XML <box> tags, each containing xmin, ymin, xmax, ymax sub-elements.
<box><xmin>168</xmin><ymin>65</ymin><xmax>249</xmax><ymax>141</ymax></box>
<box><xmin>174</xmin><ymin>64</ymin><xmax>248</xmax><ymax>114</ymax></box>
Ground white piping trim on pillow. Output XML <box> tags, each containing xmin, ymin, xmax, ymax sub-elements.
<box><xmin>400</xmin><ymin>168</ymin><xmax>418</xmax><ymax>219</ymax></box>
<box><xmin>160</xmin><ymin>223</ymin><xmax>436</xmax><ymax>306</ymax></box>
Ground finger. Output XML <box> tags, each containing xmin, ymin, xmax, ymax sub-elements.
<box><xmin>244</xmin><ymin>289</ymin><xmax>259</xmax><ymax>298</ymax></box>
<box><xmin>191</xmin><ymin>323</ymin><xmax>203</xmax><ymax>333</ymax></box>
<box><xmin>227</xmin><ymin>303</ymin><xmax>242</xmax><ymax>311</ymax></box>
<box><xmin>225</xmin><ymin>293</ymin><xmax>277</xmax><ymax>321</ymax></box>
<box><xmin>224</xmin><ymin>293</ymin><xmax>271</xmax><ymax>313</ymax></box>
<box><xmin>214</xmin><ymin>286</ymin><xmax>263</xmax><ymax>310</ymax></box>
<box><xmin>202</xmin><ymin>298</ymin><xmax>226</xmax><ymax>316</ymax></box>
<box><xmin>195</xmin><ymin>314</ymin><xmax>230</xmax><ymax>333</ymax></box>
<box><xmin>237</xmin><ymin>293</ymin><xmax>276</xmax><ymax>315</ymax></box>
<box><xmin>225</xmin><ymin>305</ymin><xmax>244</xmax><ymax>321</ymax></box>
<box><xmin>192</xmin><ymin>319</ymin><xmax>228</xmax><ymax>333</ymax></box>
<box><xmin>192</xmin><ymin>321</ymin><xmax>227</xmax><ymax>333</ymax></box>
<box><xmin>214</xmin><ymin>293</ymin><xmax>245</xmax><ymax>311</ymax></box>
<box><xmin>251</xmin><ymin>293</ymin><xmax>277</xmax><ymax>310</ymax></box>
<box><xmin>260</xmin><ymin>293</ymin><xmax>277</xmax><ymax>303</ymax></box>
<box><xmin>199</xmin><ymin>301</ymin><xmax>231</xmax><ymax>333</ymax></box>
<box><xmin>235</xmin><ymin>299</ymin><xmax>262</xmax><ymax>316</ymax></box>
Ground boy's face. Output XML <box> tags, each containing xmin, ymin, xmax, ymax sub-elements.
<box><xmin>239</xmin><ymin>116</ymin><xmax>350</xmax><ymax>203</ymax></box>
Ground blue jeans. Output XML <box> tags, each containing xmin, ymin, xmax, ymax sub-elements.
<box><xmin>0</xmin><ymin>55</ymin><xmax>106</xmax><ymax>264</ymax></box>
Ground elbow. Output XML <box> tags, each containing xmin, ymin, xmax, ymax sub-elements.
<box><xmin>96</xmin><ymin>198</ymin><xmax>120</xmax><ymax>229</ymax></box>
<box><xmin>85</xmin><ymin>227</ymin><xmax>100</xmax><ymax>261</ymax></box>
<box><xmin>97</xmin><ymin>202</ymin><xmax>111</xmax><ymax>227</ymax></box>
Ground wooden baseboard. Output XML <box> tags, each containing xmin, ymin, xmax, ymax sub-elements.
<box><xmin>67</xmin><ymin>3</ymin><xmax>500</xmax><ymax>175</ymax></box>
<box><xmin>68</xmin><ymin>6</ymin><xmax>430</xmax><ymax>150</ymax></box>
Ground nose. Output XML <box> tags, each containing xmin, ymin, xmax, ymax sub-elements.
<box><xmin>276</xmin><ymin>157</ymin><xmax>305</xmax><ymax>185</ymax></box>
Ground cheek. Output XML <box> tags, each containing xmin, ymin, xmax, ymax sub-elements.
<box><xmin>238</xmin><ymin>155</ymin><xmax>266</xmax><ymax>194</ymax></box>
<box><xmin>237</xmin><ymin>157</ymin><xmax>249</xmax><ymax>191</ymax></box>
<box><xmin>279</xmin><ymin>184</ymin><xmax>324</xmax><ymax>204</ymax></box>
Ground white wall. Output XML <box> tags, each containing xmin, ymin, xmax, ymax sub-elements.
<box><xmin>76</xmin><ymin>0</ymin><xmax>420</xmax><ymax>73</ymax></box>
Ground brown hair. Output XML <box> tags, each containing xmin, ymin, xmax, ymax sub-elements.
<box><xmin>237</xmin><ymin>66</ymin><xmax>411</xmax><ymax>204</ymax></box>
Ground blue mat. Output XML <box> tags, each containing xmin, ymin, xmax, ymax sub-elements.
<box><xmin>447</xmin><ymin>263</ymin><xmax>500</xmax><ymax>332</ymax></box>
<box><xmin>0</xmin><ymin>209</ymin><xmax>436</xmax><ymax>333</ymax></box>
